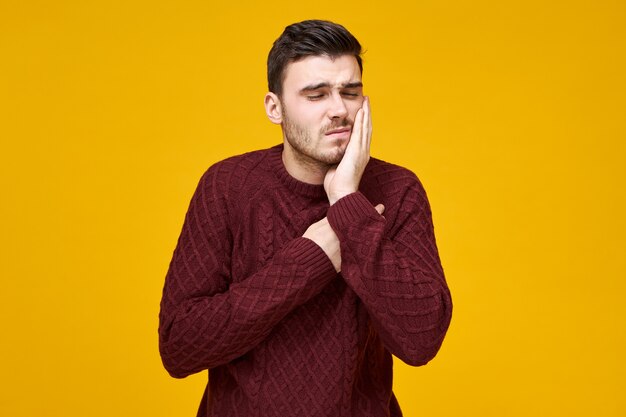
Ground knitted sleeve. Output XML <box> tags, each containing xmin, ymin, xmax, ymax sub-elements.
<box><xmin>158</xmin><ymin>164</ymin><xmax>337</xmax><ymax>378</ymax></box>
<box><xmin>327</xmin><ymin>176</ymin><xmax>452</xmax><ymax>366</ymax></box>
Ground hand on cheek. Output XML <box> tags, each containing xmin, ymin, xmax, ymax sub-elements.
<box><xmin>324</xmin><ymin>97</ymin><xmax>372</xmax><ymax>205</ymax></box>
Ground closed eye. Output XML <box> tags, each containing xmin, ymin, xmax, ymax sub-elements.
<box><xmin>307</xmin><ymin>94</ymin><xmax>325</xmax><ymax>101</ymax></box>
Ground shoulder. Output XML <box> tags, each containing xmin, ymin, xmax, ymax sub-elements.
<box><xmin>366</xmin><ymin>157</ymin><xmax>419</xmax><ymax>180</ymax></box>
<box><xmin>197</xmin><ymin>145</ymin><xmax>279</xmax><ymax>195</ymax></box>
<box><xmin>202</xmin><ymin>146</ymin><xmax>276</xmax><ymax>180</ymax></box>
<box><xmin>189</xmin><ymin>146</ymin><xmax>282</xmax><ymax>226</ymax></box>
<box><xmin>361</xmin><ymin>157</ymin><xmax>427</xmax><ymax>201</ymax></box>
<box><xmin>361</xmin><ymin>157</ymin><xmax>435</xmax><ymax>237</ymax></box>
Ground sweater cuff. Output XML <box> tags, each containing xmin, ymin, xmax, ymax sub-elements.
<box><xmin>327</xmin><ymin>192</ymin><xmax>381</xmax><ymax>234</ymax></box>
<box><xmin>290</xmin><ymin>237</ymin><xmax>338</xmax><ymax>278</ymax></box>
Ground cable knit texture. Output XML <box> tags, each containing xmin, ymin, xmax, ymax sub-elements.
<box><xmin>159</xmin><ymin>144</ymin><xmax>452</xmax><ymax>417</ymax></box>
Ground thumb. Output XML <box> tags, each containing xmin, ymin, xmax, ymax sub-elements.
<box><xmin>374</xmin><ymin>204</ymin><xmax>385</xmax><ymax>215</ymax></box>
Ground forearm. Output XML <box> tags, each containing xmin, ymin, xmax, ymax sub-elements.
<box><xmin>159</xmin><ymin>237</ymin><xmax>337</xmax><ymax>378</ymax></box>
<box><xmin>327</xmin><ymin>191</ymin><xmax>452</xmax><ymax>366</ymax></box>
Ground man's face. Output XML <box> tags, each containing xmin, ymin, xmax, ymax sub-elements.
<box><xmin>279</xmin><ymin>54</ymin><xmax>364</xmax><ymax>166</ymax></box>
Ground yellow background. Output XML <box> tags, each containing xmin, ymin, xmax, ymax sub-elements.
<box><xmin>1</xmin><ymin>0</ymin><xmax>624</xmax><ymax>415</ymax></box>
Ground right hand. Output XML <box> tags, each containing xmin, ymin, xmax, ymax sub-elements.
<box><xmin>303</xmin><ymin>217</ymin><xmax>341</xmax><ymax>272</ymax></box>
<box><xmin>324</xmin><ymin>97</ymin><xmax>372</xmax><ymax>205</ymax></box>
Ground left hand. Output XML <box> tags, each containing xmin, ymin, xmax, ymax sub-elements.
<box><xmin>324</xmin><ymin>96</ymin><xmax>372</xmax><ymax>205</ymax></box>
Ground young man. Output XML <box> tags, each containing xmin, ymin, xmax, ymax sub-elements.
<box><xmin>159</xmin><ymin>20</ymin><xmax>452</xmax><ymax>417</ymax></box>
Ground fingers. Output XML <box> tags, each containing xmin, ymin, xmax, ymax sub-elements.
<box><xmin>323</xmin><ymin>96</ymin><xmax>372</xmax><ymax>205</ymax></box>
<box><xmin>374</xmin><ymin>203</ymin><xmax>385</xmax><ymax>215</ymax></box>
<box><xmin>363</xmin><ymin>96</ymin><xmax>371</xmax><ymax>152</ymax></box>
<box><xmin>347</xmin><ymin>97</ymin><xmax>370</xmax><ymax>153</ymax></box>
<box><xmin>343</xmin><ymin>96</ymin><xmax>370</xmax><ymax>160</ymax></box>
<box><xmin>346</xmin><ymin>107</ymin><xmax>364</xmax><ymax>159</ymax></box>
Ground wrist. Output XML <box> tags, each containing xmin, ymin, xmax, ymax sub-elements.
<box><xmin>329</xmin><ymin>190</ymin><xmax>355</xmax><ymax>205</ymax></box>
<box><xmin>327</xmin><ymin>192</ymin><xmax>381</xmax><ymax>233</ymax></box>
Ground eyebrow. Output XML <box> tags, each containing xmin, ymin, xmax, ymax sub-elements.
<box><xmin>300</xmin><ymin>81</ymin><xmax>363</xmax><ymax>92</ymax></box>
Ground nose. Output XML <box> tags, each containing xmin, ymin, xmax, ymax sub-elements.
<box><xmin>327</xmin><ymin>93</ymin><xmax>348</xmax><ymax>119</ymax></box>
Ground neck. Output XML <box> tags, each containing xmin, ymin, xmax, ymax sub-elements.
<box><xmin>281</xmin><ymin>142</ymin><xmax>330</xmax><ymax>185</ymax></box>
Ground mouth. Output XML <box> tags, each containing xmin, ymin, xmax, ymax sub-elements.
<box><xmin>324</xmin><ymin>127</ymin><xmax>352</xmax><ymax>138</ymax></box>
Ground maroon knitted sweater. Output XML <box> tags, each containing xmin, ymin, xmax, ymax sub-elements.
<box><xmin>159</xmin><ymin>144</ymin><xmax>452</xmax><ymax>417</ymax></box>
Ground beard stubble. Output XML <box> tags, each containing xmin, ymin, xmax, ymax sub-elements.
<box><xmin>282</xmin><ymin>111</ymin><xmax>351</xmax><ymax>167</ymax></box>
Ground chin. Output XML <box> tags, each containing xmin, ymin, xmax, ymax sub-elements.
<box><xmin>316</xmin><ymin>148</ymin><xmax>346</xmax><ymax>165</ymax></box>
<box><xmin>288</xmin><ymin>138</ymin><xmax>346</xmax><ymax>166</ymax></box>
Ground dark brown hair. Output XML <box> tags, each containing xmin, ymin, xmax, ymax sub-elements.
<box><xmin>267</xmin><ymin>20</ymin><xmax>363</xmax><ymax>95</ymax></box>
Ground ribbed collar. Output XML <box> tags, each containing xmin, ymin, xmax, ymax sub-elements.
<box><xmin>267</xmin><ymin>144</ymin><xmax>328</xmax><ymax>200</ymax></box>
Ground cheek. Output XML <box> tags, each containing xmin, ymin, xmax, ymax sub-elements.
<box><xmin>347</xmin><ymin>100</ymin><xmax>364</xmax><ymax>121</ymax></box>
<box><xmin>287</xmin><ymin>101</ymin><xmax>325</xmax><ymax>126</ymax></box>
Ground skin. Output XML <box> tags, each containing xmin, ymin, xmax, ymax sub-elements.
<box><xmin>264</xmin><ymin>54</ymin><xmax>384</xmax><ymax>272</ymax></box>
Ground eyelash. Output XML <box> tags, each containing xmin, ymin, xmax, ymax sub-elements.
<box><xmin>307</xmin><ymin>92</ymin><xmax>359</xmax><ymax>100</ymax></box>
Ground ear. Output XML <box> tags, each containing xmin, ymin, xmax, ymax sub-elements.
<box><xmin>264</xmin><ymin>92</ymin><xmax>283</xmax><ymax>125</ymax></box>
